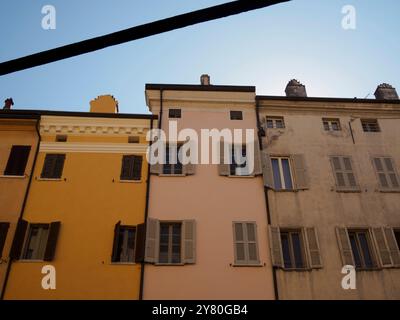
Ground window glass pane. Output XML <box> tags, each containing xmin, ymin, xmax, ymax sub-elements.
<box><xmin>127</xmin><ymin>229</ymin><xmax>136</xmax><ymax>262</ymax></box>
<box><xmin>379</xmin><ymin>173</ymin><xmax>389</xmax><ymax>188</ymax></box>
<box><xmin>246</xmin><ymin>223</ymin><xmax>255</xmax><ymax>242</ymax></box>
<box><xmin>25</xmin><ymin>226</ymin><xmax>39</xmax><ymax>259</ymax></box>
<box><xmin>159</xmin><ymin>245</ymin><xmax>169</xmax><ymax>263</ymax></box>
<box><xmin>332</xmin><ymin>122</ymin><xmax>339</xmax><ymax>131</ymax></box>
<box><xmin>172</xmin><ymin>244</ymin><xmax>181</xmax><ymax>263</ymax></box>
<box><xmin>349</xmin><ymin>233</ymin><xmax>362</xmax><ymax>268</ymax></box>
<box><xmin>266</xmin><ymin>120</ymin><xmax>274</xmax><ymax>128</ymax></box>
<box><xmin>281</xmin><ymin>159</ymin><xmax>293</xmax><ymax>190</ymax></box>
<box><xmin>336</xmin><ymin>172</ymin><xmax>346</xmax><ymax>187</ymax></box>
<box><xmin>347</xmin><ymin>173</ymin><xmax>357</xmax><ymax>187</ymax></box>
<box><xmin>236</xmin><ymin>243</ymin><xmax>245</xmax><ymax>261</ymax></box>
<box><xmin>394</xmin><ymin>231</ymin><xmax>400</xmax><ymax>249</ymax></box>
<box><xmin>358</xmin><ymin>233</ymin><xmax>374</xmax><ymax>268</ymax></box>
<box><xmin>389</xmin><ymin>174</ymin><xmax>399</xmax><ymax>188</ymax></box>
<box><xmin>332</xmin><ymin>157</ymin><xmax>341</xmax><ymax>170</ymax></box>
<box><xmin>272</xmin><ymin>159</ymin><xmax>282</xmax><ymax>190</ymax></box>
<box><xmin>275</xmin><ymin>120</ymin><xmax>284</xmax><ymax>128</ymax></box>
<box><xmin>291</xmin><ymin>232</ymin><xmax>304</xmax><ymax>268</ymax></box>
<box><xmin>323</xmin><ymin>121</ymin><xmax>330</xmax><ymax>131</ymax></box>
<box><xmin>384</xmin><ymin>158</ymin><xmax>394</xmax><ymax>172</ymax></box>
<box><xmin>235</xmin><ymin>224</ymin><xmax>244</xmax><ymax>242</ymax></box>
<box><xmin>280</xmin><ymin>233</ymin><xmax>292</xmax><ymax>268</ymax></box>
<box><xmin>374</xmin><ymin>158</ymin><xmax>384</xmax><ymax>171</ymax></box>
<box><xmin>248</xmin><ymin>243</ymin><xmax>257</xmax><ymax>261</ymax></box>
<box><xmin>343</xmin><ymin>158</ymin><xmax>352</xmax><ymax>171</ymax></box>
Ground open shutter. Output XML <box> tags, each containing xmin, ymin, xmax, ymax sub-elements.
<box><xmin>268</xmin><ymin>226</ymin><xmax>283</xmax><ymax>268</ymax></box>
<box><xmin>9</xmin><ymin>219</ymin><xmax>28</xmax><ymax>259</ymax></box>
<box><xmin>262</xmin><ymin>152</ymin><xmax>274</xmax><ymax>188</ymax></box>
<box><xmin>304</xmin><ymin>227</ymin><xmax>322</xmax><ymax>268</ymax></box>
<box><xmin>372</xmin><ymin>227</ymin><xmax>392</xmax><ymax>267</ymax></box>
<box><xmin>44</xmin><ymin>222</ymin><xmax>61</xmax><ymax>261</ymax></box>
<box><xmin>182</xmin><ymin>220</ymin><xmax>196</xmax><ymax>264</ymax></box>
<box><xmin>292</xmin><ymin>154</ymin><xmax>309</xmax><ymax>190</ymax></box>
<box><xmin>252</xmin><ymin>141</ymin><xmax>262</xmax><ymax>176</ymax></box>
<box><xmin>0</xmin><ymin>222</ymin><xmax>10</xmax><ymax>257</ymax></box>
<box><xmin>218</xmin><ymin>141</ymin><xmax>230</xmax><ymax>176</ymax></box>
<box><xmin>135</xmin><ymin>223</ymin><xmax>146</xmax><ymax>263</ymax></box>
<box><xmin>144</xmin><ymin>218</ymin><xmax>159</xmax><ymax>263</ymax></box>
<box><xmin>335</xmin><ymin>227</ymin><xmax>354</xmax><ymax>266</ymax></box>
<box><xmin>111</xmin><ymin>221</ymin><xmax>121</xmax><ymax>262</ymax></box>
<box><xmin>384</xmin><ymin>227</ymin><xmax>400</xmax><ymax>267</ymax></box>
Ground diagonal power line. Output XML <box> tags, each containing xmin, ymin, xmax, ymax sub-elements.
<box><xmin>0</xmin><ymin>0</ymin><xmax>289</xmax><ymax>76</ymax></box>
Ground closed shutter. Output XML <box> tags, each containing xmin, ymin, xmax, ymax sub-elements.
<box><xmin>134</xmin><ymin>223</ymin><xmax>146</xmax><ymax>263</ymax></box>
<box><xmin>53</xmin><ymin>154</ymin><xmax>65</xmax><ymax>178</ymax></box>
<box><xmin>182</xmin><ymin>220</ymin><xmax>196</xmax><ymax>264</ymax></box>
<box><xmin>384</xmin><ymin>227</ymin><xmax>400</xmax><ymax>266</ymax></box>
<box><xmin>304</xmin><ymin>227</ymin><xmax>322</xmax><ymax>268</ymax></box>
<box><xmin>252</xmin><ymin>141</ymin><xmax>262</xmax><ymax>176</ymax></box>
<box><xmin>330</xmin><ymin>156</ymin><xmax>359</xmax><ymax>191</ymax></box>
<box><xmin>183</xmin><ymin>141</ymin><xmax>196</xmax><ymax>175</ymax></box>
<box><xmin>9</xmin><ymin>219</ymin><xmax>28</xmax><ymax>259</ymax></box>
<box><xmin>218</xmin><ymin>141</ymin><xmax>230</xmax><ymax>176</ymax></box>
<box><xmin>335</xmin><ymin>227</ymin><xmax>355</xmax><ymax>266</ymax></box>
<box><xmin>268</xmin><ymin>226</ymin><xmax>283</xmax><ymax>268</ymax></box>
<box><xmin>0</xmin><ymin>222</ymin><xmax>10</xmax><ymax>257</ymax></box>
<box><xmin>373</xmin><ymin>157</ymin><xmax>400</xmax><ymax>190</ymax></box>
<box><xmin>262</xmin><ymin>152</ymin><xmax>274</xmax><ymax>188</ymax></box>
<box><xmin>120</xmin><ymin>155</ymin><xmax>133</xmax><ymax>180</ymax></box>
<box><xmin>233</xmin><ymin>223</ymin><xmax>246</xmax><ymax>264</ymax></box>
<box><xmin>133</xmin><ymin>156</ymin><xmax>142</xmax><ymax>180</ymax></box>
<box><xmin>4</xmin><ymin>146</ymin><xmax>31</xmax><ymax>176</ymax></box>
<box><xmin>371</xmin><ymin>227</ymin><xmax>392</xmax><ymax>267</ymax></box>
<box><xmin>111</xmin><ymin>221</ymin><xmax>121</xmax><ymax>262</ymax></box>
<box><xmin>44</xmin><ymin>222</ymin><xmax>61</xmax><ymax>261</ymax></box>
<box><xmin>149</xmin><ymin>141</ymin><xmax>161</xmax><ymax>175</ymax></box>
<box><xmin>41</xmin><ymin>154</ymin><xmax>65</xmax><ymax>179</ymax></box>
<box><xmin>292</xmin><ymin>154</ymin><xmax>309</xmax><ymax>190</ymax></box>
<box><xmin>144</xmin><ymin>218</ymin><xmax>159</xmax><ymax>263</ymax></box>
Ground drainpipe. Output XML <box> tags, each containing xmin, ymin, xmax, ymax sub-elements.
<box><xmin>0</xmin><ymin>115</ymin><xmax>41</xmax><ymax>300</ymax></box>
<box><xmin>349</xmin><ymin>119</ymin><xmax>356</xmax><ymax>144</ymax></box>
<box><xmin>255</xmin><ymin>99</ymin><xmax>279</xmax><ymax>301</ymax></box>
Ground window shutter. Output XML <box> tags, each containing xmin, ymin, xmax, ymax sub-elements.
<box><xmin>41</xmin><ymin>155</ymin><xmax>55</xmax><ymax>178</ymax></box>
<box><xmin>44</xmin><ymin>222</ymin><xmax>61</xmax><ymax>261</ymax></box>
<box><xmin>218</xmin><ymin>141</ymin><xmax>230</xmax><ymax>176</ymax></box>
<box><xmin>182</xmin><ymin>220</ymin><xmax>196</xmax><ymax>264</ymax></box>
<box><xmin>262</xmin><ymin>152</ymin><xmax>274</xmax><ymax>188</ymax></box>
<box><xmin>335</xmin><ymin>227</ymin><xmax>354</xmax><ymax>266</ymax></box>
<box><xmin>304</xmin><ymin>227</ymin><xmax>322</xmax><ymax>268</ymax></box>
<box><xmin>111</xmin><ymin>221</ymin><xmax>121</xmax><ymax>262</ymax></box>
<box><xmin>292</xmin><ymin>154</ymin><xmax>309</xmax><ymax>190</ymax></box>
<box><xmin>0</xmin><ymin>222</ymin><xmax>10</xmax><ymax>257</ymax></box>
<box><xmin>233</xmin><ymin>223</ymin><xmax>246</xmax><ymax>264</ymax></box>
<box><xmin>268</xmin><ymin>226</ymin><xmax>283</xmax><ymax>268</ymax></box>
<box><xmin>120</xmin><ymin>155</ymin><xmax>133</xmax><ymax>180</ymax></box>
<box><xmin>384</xmin><ymin>227</ymin><xmax>400</xmax><ymax>267</ymax></box>
<box><xmin>54</xmin><ymin>155</ymin><xmax>66</xmax><ymax>178</ymax></box>
<box><xmin>371</xmin><ymin>227</ymin><xmax>392</xmax><ymax>267</ymax></box>
<box><xmin>149</xmin><ymin>143</ymin><xmax>161</xmax><ymax>175</ymax></box>
<box><xmin>9</xmin><ymin>219</ymin><xmax>28</xmax><ymax>260</ymax></box>
<box><xmin>134</xmin><ymin>223</ymin><xmax>146</xmax><ymax>263</ymax></box>
<box><xmin>4</xmin><ymin>146</ymin><xmax>31</xmax><ymax>176</ymax></box>
<box><xmin>183</xmin><ymin>141</ymin><xmax>196</xmax><ymax>176</ymax></box>
<box><xmin>383</xmin><ymin>158</ymin><xmax>400</xmax><ymax>189</ymax></box>
<box><xmin>144</xmin><ymin>218</ymin><xmax>159</xmax><ymax>263</ymax></box>
<box><xmin>133</xmin><ymin>156</ymin><xmax>143</xmax><ymax>180</ymax></box>
<box><xmin>252</xmin><ymin>141</ymin><xmax>262</xmax><ymax>176</ymax></box>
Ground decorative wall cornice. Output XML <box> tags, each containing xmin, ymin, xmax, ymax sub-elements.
<box><xmin>40</xmin><ymin>142</ymin><xmax>148</xmax><ymax>154</ymax></box>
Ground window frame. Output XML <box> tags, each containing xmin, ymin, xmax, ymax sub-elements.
<box><xmin>22</xmin><ymin>223</ymin><xmax>50</xmax><ymax>261</ymax></box>
<box><xmin>158</xmin><ymin>222</ymin><xmax>183</xmax><ymax>265</ymax></box>
<box><xmin>230</xmin><ymin>111</ymin><xmax>243</xmax><ymax>120</ymax></box>
<box><xmin>361</xmin><ymin>119</ymin><xmax>380</xmax><ymax>132</ymax></box>
<box><xmin>162</xmin><ymin>143</ymin><xmax>184</xmax><ymax>176</ymax></box>
<box><xmin>168</xmin><ymin>109</ymin><xmax>181</xmax><ymax>119</ymax></box>
<box><xmin>347</xmin><ymin>229</ymin><xmax>378</xmax><ymax>270</ymax></box>
<box><xmin>114</xmin><ymin>225</ymin><xmax>137</xmax><ymax>263</ymax></box>
<box><xmin>270</xmin><ymin>156</ymin><xmax>294</xmax><ymax>190</ymax></box>
<box><xmin>232</xmin><ymin>221</ymin><xmax>261</xmax><ymax>266</ymax></box>
<box><xmin>265</xmin><ymin>116</ymin><xmax>285</xmax><ymax>129</ymax></box>
<box><xmin>322</xmin><ymin>118</ymin><xmax>341</xmax><ymax>131</ymax></box>
<box><xmin>279</xmin><ymin>229</ymin><xmax>307</xmax><ymax>270</ymax></box>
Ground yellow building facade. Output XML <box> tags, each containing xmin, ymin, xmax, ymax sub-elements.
<box><xmin>1</xmin><ymin>96</ymin><xmax>156</xmax><ymax>299</ymax></box>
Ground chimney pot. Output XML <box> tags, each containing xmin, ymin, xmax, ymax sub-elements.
<box><xmin>374</xmin><ymin>83</ymin><xmax>399</xmax><ymax>100</ymax></box>
<box><xmin>285</xmin><ymin>79</ymin><xmax>307</xmax><ymax>98</ymax></box>
<box><xmin>3</xmin><ymin>98</ymin><xmax>14</xmax><ymax>110</ymax></box>
<box><xmin>200</xmin><ymin>74</ymin><xmax>210</xmax><ymax>86</ymax></box>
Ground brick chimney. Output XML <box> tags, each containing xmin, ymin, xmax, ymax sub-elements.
<box><xmin>90</xmin><ymin>95</ymin><xmax>119</xmax><ymax>113</ymax></box>
<box><xmin>3</xmin><ymin>98</ymin><xmax>14</xmax><ymax>110</ymax></box>
<box><xmin>285</xmin><ymin>79</ymin><xmax>307</xmax><ymax>98</ymax></box>
<box><xmin>374</xmin><ymin>83</ymin><xmax>399</xmax><ymax>100</ymax></box>
<box><xmin>200</xmin><ymin>74</ymin><xmax>210</xmax><ymax>86</ymax></box>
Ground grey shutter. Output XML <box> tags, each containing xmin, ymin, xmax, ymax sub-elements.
<box><xmin>233</xmin><ymin>223</ymin><xmax>246</xmax><ymax>264</ymax></box>
<box><xmin>111</xmin><ymin>221</ymin><xmax>121</xmax><ymax>262</ymax></box>
<box><xmin>0</xmin><ymin>222</ymin><xmax>10</xmax><ymax>257</ymax></box>
<box><xmin>268</xmin><ymin>226</ymin><xmax>283</xmax><ymax>268</ymax></box>
<box><xmin>252</xmin><ymin>141</ymin><xmax>262</xmax><ymax>176</ymax></box>
<box><xmin>9</xmin><ymin>219</ymin><xmax>28</xmax><ymax>259</ymax></box>
<box><xmin>335</xmin><ymin>227</ymin><xmax>355</xmax><ymax>266</ymax></box>
<box><xmin>144</xmin><ymin>218</ymin><xmax>159</xmax><ymax>263</ymax></box>
<box><xmin>384</xmin><ymin>157</ymin><xmax>400</xmax><ymax>189</ymax></box>
<box><xmin>384</xmin><ymin>227</ymin><xmax>400</xmax><ymax>266</ymax></box>
<box><xmin>44</xmin><ymin>222</ymin><xmax>61</xmax><ymax>261</ymax></box>
<box><xmin>218</xmin><ymin>141</ymin><xmax>230</xmax><ymax>176</ymax></box>
<box><xmin>182</xmin><ymin>220</ymin><xmax>196</xmax><ymax>264</ymax></box>
<box><xmin>372</xmin><ymin>227</ymin><xmax>392</xmax><ymax>267</ymax></box>
<box><xmin>304</xmin><ymin>227</ymin><xmax>322</xmax><ymax>268</ymax></box>
<box><xmin>262</xmin><ymin>152</ymin><xmax>274</xmax><ymax>188</ymax></box>
<box><xmin>292</xmin><ymin>154</ymin><xmax>309</xmax><ymax>190</ymax></box>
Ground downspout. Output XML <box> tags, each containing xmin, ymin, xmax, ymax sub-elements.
<box><xmin>1</xmin><ymin>115</ymin><xmax>41</xmax><ymax>300</ymax></box>
<box><xmin>349</xmin><ymin>119</ymin><xmax>355</xmax><ymax>144</ymax></box>
<box><xmin>255</xmin><ymin>99</ymin><xmax>279</xmax><ymax>301</ymax></box>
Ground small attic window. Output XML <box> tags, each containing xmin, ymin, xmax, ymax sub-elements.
<box><xmin>128</xmin><ymin>136</ymin><xmax>140</xmax><ymax>143</ymax></box>
<box><xmin>56</xmin><ymin>135</ymin><xmax>67</xmax><ymax>142</ymax></box>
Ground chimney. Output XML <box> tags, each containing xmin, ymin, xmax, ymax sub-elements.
<box><xmin>374</xmin><ymin>83</ymin><xmax>399</xmax><ymax>100</ymax></box>
<box><xmin>285</xmin><ymin>79</ymin><xmax>307</xmax><ymax>98</ymax></box>
<box><xmin>3</xmin><ymin>98</ymin><xmax>14</xmax><ymax>110</ymax></box>
<box><xmin>200</xmin><ymin>74</ymin><xmax>210</xmax><ymax>86</ymax></box>
<box><xmin>90</xmin><ymin>95</ymin><xmax>119</xmax><ymax>113</ymax></box>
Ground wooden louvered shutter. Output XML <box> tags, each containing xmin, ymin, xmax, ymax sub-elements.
<box><xmin>335</xmin><ymin>227</ymin><xmax>355</xmax><ymax>266</ymax></box>
<box><xmin>120</xmin><ymin>155</ymin><xmax>133</xmax><ymax>180</ymax></box>
<box><xmin>54</xmin><ymin>154</ymin><xmax>65</xmax><ymax>178</ymax></box>
<box><xmin>292</xmin><ymin>154</ymin><xmax>309</xmax><ymax>190</ymax></box>
<box><xmin>41</xmin><ymin>154</ymin><xmax>55</xmax><ymax>178</ymax></box>
<box><xmin>268</xmin><ymin>226</ymin><xmax>283</xmax><ymax>268</ymax></box>
<box><xmin>304</xmin><ymin>227</ymin><xmax>322</xmax><ymax>268</ymax></box>
<box><xmin>233</xmin><ymin>223</ymin><xmax>246</xmax><ymax>264</ymax></box>
<box><xmin>111</xmin><ymin>221</ymin><xmax>121</xmax><ymax>262</ymax></box>
<box><xmin>384</xmin><ymin>227</ymin><xmax>400</xmax><ymax>267</ymax></box>
<box><xmin>4</xmin><ymin>146</ymin><xmax>31</xmax><ymax>176</ymax></box>
<box><xmin>132</xmin><ymin>156</ymin><xmax>143</xmax><ymax>180</ymax></box>
<box><xmin>183</xmin><ymin>140</ymin><xmax>196</xmax><ymax>175</ymax></box>
<box><xmin>44</xmin><ymin>222</ymin><xmax>61</xmax><ymax>261</ymax></box>
<box><xmin>149</xmin><ymin>140</ymin><xmax>161</xmax><ymax>175</ymax></box>
<box><xmin>135</xmin><ymin>223</ymin><xmax>146</xmax><ymax>263</ymax></box>
<box><xmin>371</xmin><ymin>227</ymin><xmax>392</xmax><ymax>267</ymax></box>
<box><xmin>262</xmin><ymin>152</ymin><xmax>274</xmax><ymax>188</ymax></box>
<box><xmin>0</xmin><ymin>222</ymin><xmax>10</xmax><ymax>257</ymax></box>
<box><xmin>144</xmin><ymin>218</ymin><xmax>159</xmax><ymax>263</ymax></box>
<box><xmin>218</xmin><ymin>141</ymin><xmax>230</xmax><ymax>176</ymax></box>
<box><xmin>9</xmin><ymin>219</ymin><xmax>28</xmax><ymax>259</ymax></box>
<box><xmin>182</xmin><ymin>220</ymin><xmax>196</xmax><ymax>264</ymax></box>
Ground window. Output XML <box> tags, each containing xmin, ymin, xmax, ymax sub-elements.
<box><xmin>330</xmin><ymin>156</ymin><xmax>358</xmax><ymax>190</ymax></box>
<box><xmin>128</xmin><ymin>136</ymin><xmax>140</xmax><ymax>143</ymax></box>
<box><xmin>361</xmin><ymin>119</ymin><xmax>380</xmax><ymax>132</ymax></box>
<box><xmin>230</xmin><ymin>111</ymin><xmax>243</xmax><ymax>120</ymax></box>
<box><xmin>112</xmin><ymin>225</ymin><xmax>136</xmax><ymax>263</ymax></box>
<box><xmin>271</xmin><ymin>157</ymin><xmax>293</xmax><ymax>190</ymax></box>
<box><xmin>348</xmin><ymin>230</ymin><xmax>376</xmax><ymax>269</ymax></box>
<box><xmin>266</xmin><ymin>116</ymin><xmax>285</xmax><ymax>129</ymax></box>
<box><xmin>323</xmin><ymin>118</ymin><xmax>341</xmax><ymax>131</ymax></box>
<box><xmin>4</xmin><ymin>145</ymin><xmax>31</xmax><ymax>176</ymax></box>
<box><xmin>56</xmin><ymin>135</ymin><xmax>67</xmax><ymax>142</ymax></box>
<box><xmin>230</xmin><ymin>144</ymin><xmax>249</xmax><ymax>176</ymax></box>
<box><xmin>280</xmin><ymin>230</ymin><xmax>305</xmax><ymax>269</ymax></box>
<box><xmin>0</xmin><ymin>222</ymin><xmax>10</xmax><ymax>257</ymax></box>
<box><xmin>169</xmin><ymin>109</ymin><xmax>181</xmax><ymax>119</ymax></box>
<box><xmin>159</xmin><ymin>222</ymin><xmax>182</xmax><ymax>264</ymax></box>
<box><xmin>233</xmin><ymin>222</ymin><xmax>260</xmax><ymax>265</ymax></box>
<box><xmin>41</xmin><ymin>154</ymin><xmax>65</xmax><ymax>179</ymax></box>
<box><xmin>163</xmin><ymin>144</ymin><xmax>183</xmax><ymax>175</ymax></box>
<box><xmin>395</xmin><ymin>230</ymin><xmax>400</xmax><ymax>250</ymax></box>
<box><xmin>120</xmin><ymin>155</ymin><xmax>142</xmax><ymax>181</ymax></box>
<box><xmin>372</xmin><ymin>157</ymin><xmax>400</xmax><ymax>190</ymax></box>
<box><xmin>23</xmin><ymin>224</ymin><xmax>49</xmax><ymax>260</ymax></box>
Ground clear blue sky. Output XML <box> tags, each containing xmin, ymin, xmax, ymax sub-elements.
<box><xmin>1</xmin><ymin>0</ymin><xmax>399</xmax><ymax>114</ymax></box>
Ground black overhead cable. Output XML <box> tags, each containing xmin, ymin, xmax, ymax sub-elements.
<box><xmin>0</xmin><ymin>0</ymin><xmax>290</xmax><ymax>76</ymax></box>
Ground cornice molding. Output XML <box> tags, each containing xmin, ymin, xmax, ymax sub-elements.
<box><xmin>40</xmin><ymin>142</ymin><xmax>149</xmax><ymax>154</ymax></box>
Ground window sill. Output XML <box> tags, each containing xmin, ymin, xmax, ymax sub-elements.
<box><xmin>227</xmin><ymin>175</ymin><xmax>255</xmax><ymax>178</ymax></box>
<box><xmin>36</xmin><ymin>177</ymin><xmax>64</xmax><ymax>181</ymax></box>
<box><xmin>378</xmin><ymin>189</ymin><xmax>400</xmax><ymax>193</ymax></box>
<box><xmin>110</xmin><ymin>262</ymin><xmax>137</xmax><ymax>265</ymax></box>
<box><xmin>159</xmin><ymin>174</ymin><xmax>186</xmax><ymax>177</ymax></box>
<box><xmin>154</xmin><ymin>263</ymin><xmax>185</xmax><ymax>266</ymax></box>
<box><xmin>118</xmin><ymin>179</ymin><xmax>142</xmax><ymax>183</ymax></box>
<box><xmin>279</xmin><ymin>268</ymin><xmax>313</xmax><ymax>272</ymax></box>
<box><xmin>334</xmin><ymin>188</ymin><xmax>361</xmax><ymax>193</ymax></box>
<box><xmin>231</xmin><ymin>263</ymin><xmax>264</xmax><ymax>267</ymax></box>
<box><xmin>0</xmin><ymin>175</ymin><xmax>27</xmax><ymax>179</ymax></box>
<box><xmin>17</xmin><ymin>259</ymin><xmax>45</xmax><ymax>263</ymax></box>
